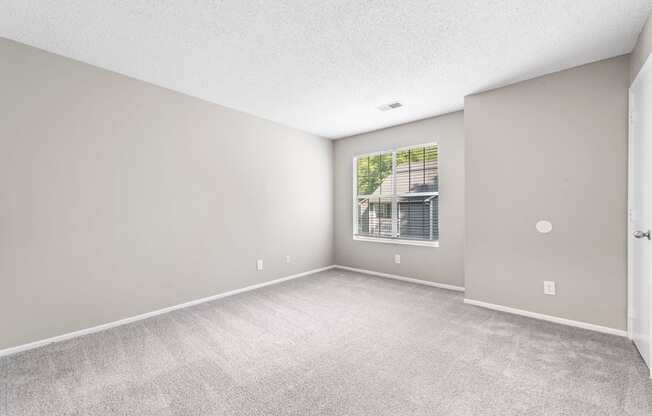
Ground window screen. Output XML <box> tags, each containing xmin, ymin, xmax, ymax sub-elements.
<box><xmin>354</xmin><ymin>144</ymin><xmax>439</xmax><ymax>244</ymax></box>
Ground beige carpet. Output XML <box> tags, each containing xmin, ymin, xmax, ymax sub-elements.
<box><xmin>2</xmin><ymin>268</ymin><xmax>651</xmax><ymax>415</ymax></box>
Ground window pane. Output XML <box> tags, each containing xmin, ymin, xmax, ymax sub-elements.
<box><xmin>357</xmin><ymin>177</ymin><xmax>369</xmax><ymax>195</ymax></box>
<box><xmin>397</xmin><ymin>195</ymin><xmax>438</xmax><ymax>241</ymax></box>
<box><xmin>378</xmin><ymin>153</ymin><xmax>393</xmax><ymax>195</ymax></box>
<box><xmin>357</xmin><ymin>152</ymin><xmax>393</xmax><ymax>195</ymax></box>
<box><xmin>395</xmin><ymin>145</ymin><xmax>438</xmax><ymax>193</ymax></box>
<box><xmin>356</xmin><ymin>157</ymin><xmax>369</xmax><ymax>194</ymax></box>
<box><xmin>357</xmin><ymin>197</ymin><xmax>393</xmax><ymax>238</ymax></box>
<box><xmin>357</xmin><ymin>156</ymin><xmax>369</xmax><ymax>177</ymax></box>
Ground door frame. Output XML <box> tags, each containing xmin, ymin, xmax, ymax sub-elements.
<box><xmin>628</xmin><ymin>53</ymin><xmax>652</xmax><ymax>372</ymax></box>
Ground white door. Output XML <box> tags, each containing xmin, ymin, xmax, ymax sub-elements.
<box><xmin>629</xmin><ymin>56</ymin><xmax>652</xmax><ymax>376</ymax></box>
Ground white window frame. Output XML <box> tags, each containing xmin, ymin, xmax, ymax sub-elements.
<box><xmin>352</xmin><ymin>142</ymin><xmax>439</xmax><ymax>248</ymax></box>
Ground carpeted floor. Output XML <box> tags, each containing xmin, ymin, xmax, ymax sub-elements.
<box><xmin>2</xmin><ymin>269</ymin><xmax>652</xmax><ymax>415</ymax></box>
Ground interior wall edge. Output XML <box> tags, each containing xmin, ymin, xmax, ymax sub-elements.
<box><xmin>631</xmin><ymin>11</ymin><xmax>652</xmax><ymax>83</ymax></box>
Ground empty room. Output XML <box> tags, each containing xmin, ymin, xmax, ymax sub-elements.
<box><xmin>2</xmin><ymin>1</ymin><xmax>652</xmax><ymax>415</ymax></box>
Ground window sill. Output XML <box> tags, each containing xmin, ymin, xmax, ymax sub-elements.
<box><xmin>353</xmin><ymin>235</ymin><xmax>439</xmax><ymax>247</ymax></box>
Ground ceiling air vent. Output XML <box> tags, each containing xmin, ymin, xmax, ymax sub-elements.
<box><xmin>377</xmin><ymin>102</ymin><xmax>403</xmax><ymax>112</ymax></box>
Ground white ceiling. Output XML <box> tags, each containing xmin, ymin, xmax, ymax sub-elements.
<box><xmin>2</xmin><ymin>1</ymin><xmax>651</xmax><ymax>139</ymax></box>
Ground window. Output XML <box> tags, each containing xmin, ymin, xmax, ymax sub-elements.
<box><xmin>353</xmin><ymin>143</ymin><xmax>439</xmax><ymax>247</ymax></box>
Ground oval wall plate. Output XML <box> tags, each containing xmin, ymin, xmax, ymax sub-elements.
<box><xmin>536</xmin><ymin>220</ymin><xmax>553</xmax><ymax>234</ymax></box>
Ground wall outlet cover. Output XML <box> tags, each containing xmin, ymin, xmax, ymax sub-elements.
<box><xmin>256</xmin><ymin>259</ymin><xmax>263</xmax><ymax>271</ymax></box>
<box><xmin>394</xmin><ymin>254</ymin><xmax>401</xmax><ymax>264</ymax></box>
<box><xmin>543</xmin><ymin>280</ymin><xmax>556</xmax><ymax>295</ymax></box>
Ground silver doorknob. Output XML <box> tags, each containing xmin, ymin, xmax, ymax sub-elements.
<box><xmin>633</xmin><ymin>230</ymin><xmax>651</xmax><ymax>240</ymax></box>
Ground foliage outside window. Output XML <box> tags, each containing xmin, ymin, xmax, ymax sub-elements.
<box><xmin>354</xmin><ymin>143</ymin><xmax>439</xmax><ymax>245</ymax></box>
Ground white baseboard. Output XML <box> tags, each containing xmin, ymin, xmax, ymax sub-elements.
<box><xmin>0</xmin><ymin>265</ymin><xmax>336</xmax><ymax>358</ymax></box>
<box><xmin>463</xmin><ymin>298</ymin><xmax>627</xmax><ymax>337</ymax></box>
<box><xmin>334</xmin><ymin>265</ymin><xmax>465</xmax><ymax>292</ymax></box>
<box><xmin>3</xmin><ymin>266</ymin><xmax>627</xmax><ymax>358</ymax></box>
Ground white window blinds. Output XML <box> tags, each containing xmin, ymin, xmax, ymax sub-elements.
<box><xmin>354</xmin><ymin>144</ymin><xmax>439</xmax><ymax>244</ymax></box>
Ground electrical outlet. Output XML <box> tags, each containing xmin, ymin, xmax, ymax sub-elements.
<box><xmin>394</xmin><ymin>254</ymin><xmax>401</xmax><ymax>264</ymax></box>
<box><xmin>285</xmin><ymin>255</ymin><xmax>291</xmax><ymax>264</ymax></box>
<box><xmin>543</xmin><ymin>281</ymin><xmax>556</xmax><ymax>295</ymax></box>
<box><xmin>256</xmin><ymin>259</ymin><xmax>263</xmax><ymax>271</ymax></box>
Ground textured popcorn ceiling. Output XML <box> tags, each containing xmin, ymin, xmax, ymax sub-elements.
<box><xmin>1</xmin><ymin>1</ymin><xmax>651</xmax><ymax>138</ymax></box>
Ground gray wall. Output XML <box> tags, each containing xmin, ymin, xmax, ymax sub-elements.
<box><xmin>0</xmin><ymin>38</ymin><xmax>333</xmax><ymax>350</ymax></box>
<box><xmin>333</xmin><ymin>112</ymin><xmax>465</xmax><ymax>287</ymax></box>
<box><xmin>464</xmin><ymin>56</ymin><xmax>629</xmax><ymax>330</ymax></box>
<box><xmin>631</xmin><ymin>11</ymin><xmax>652</xmax><ymax>83</ymax></box>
